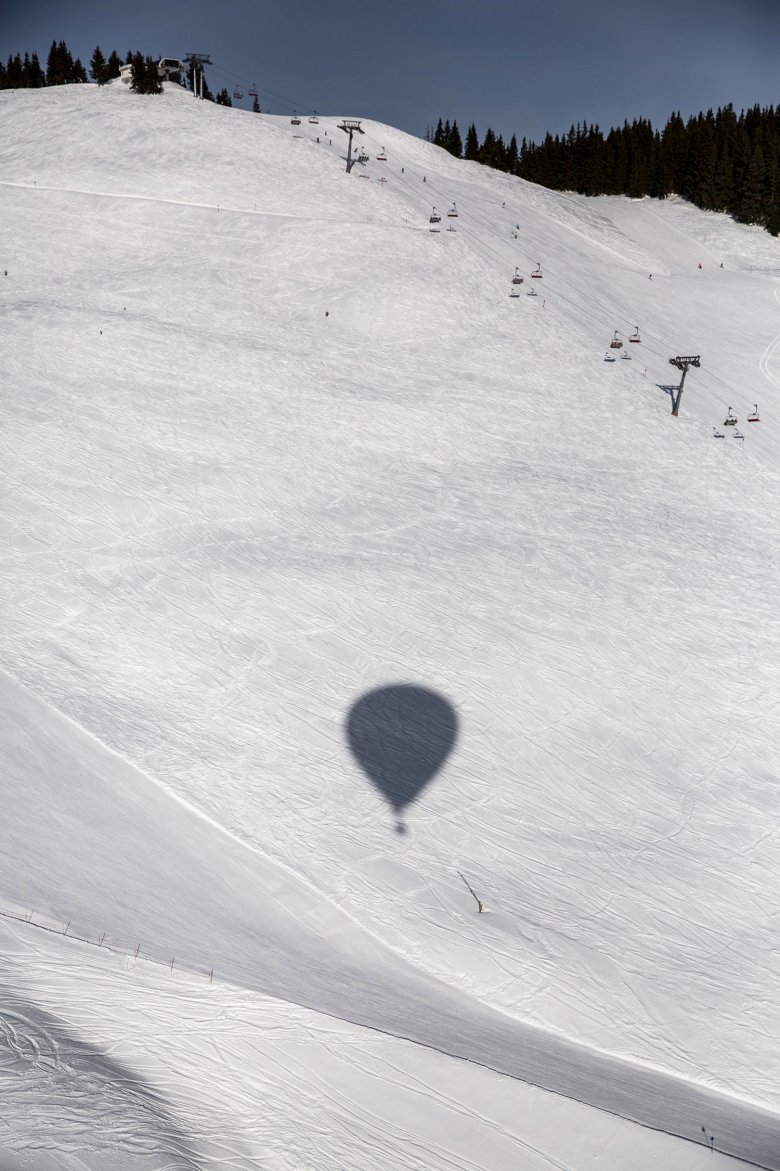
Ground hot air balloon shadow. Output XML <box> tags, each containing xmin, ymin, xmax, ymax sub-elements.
<box><xmin>346</xmin><ymin>684</ymin><xmax>458</xmax><ymax>833</ymax></box>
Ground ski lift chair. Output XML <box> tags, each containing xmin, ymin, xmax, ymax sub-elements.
<box><xmin>448</xmin><ymin>204</ymin><xmax>458</xmax><ymax>217</ymax></box>
<box><xmin>291</xmin><ymin>112</ymin><xmax>301</xmax><ymax>125</ymax></box>
<box><xmin>512</xmin><ymin>268</ymin><xmax>524</xmax><ymax>284</ymax></box>
<box><xmin>724</xmin><ymin>407</ymin><xmax>737</xmax><ymax>426</ymax></box>
<box><xmin>629</xmin><ymin>326</ymin><xmax>641</xmax><ymax>343</ymax></box>
<box><xmin>604</xmin><ymin>352</ymin><xmax>616</xmax><ymax>362</ymax></box>
<box><xmin>610</xmin><ymin>331</ymin><xmax>623</xmax><ymax>349</ymax></box>
<box><xmin>531</xmin><ymin>264</ymin><xmax>543</xmax><ymax>278</ymax></box>
<box><xmin>429</xmin><ymin>208</ymin><xmax>441</xmax><ymax>223</ymax></box>
<box><xmin>748</xmin><ymin>404</ymin><xmax>760</xmax><ymax>422</ymax></box>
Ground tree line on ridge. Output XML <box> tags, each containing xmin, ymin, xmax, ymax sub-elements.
<box><xmin>429</xmin><ymin>109</ymin><xmax>780</xmax><ymax>235</ymax></box>
<box><xmin>0</xmin><ymin>39</ymin><xmax>262</xmax><ymax>108</ymax></box>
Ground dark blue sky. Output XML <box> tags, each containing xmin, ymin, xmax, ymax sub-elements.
<box><xmin>2</xmin><ymin>0</ymin><xmax>778</xmax><ymax>143</ymax></box>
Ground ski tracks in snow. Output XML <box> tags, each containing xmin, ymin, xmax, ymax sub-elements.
<box><xmin>758</xmin><ymin>286</ymin><xmax>780</xmax><ymax>393</ymax></box>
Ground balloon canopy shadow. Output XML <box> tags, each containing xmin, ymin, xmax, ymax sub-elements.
<box><xmin>346</xmin><ymin>684</ymin><xmax>458</xmax><ymax>833</ymax></box>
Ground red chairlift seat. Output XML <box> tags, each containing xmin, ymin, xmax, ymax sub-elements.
<box><xmin>629</xmin><ymin>326</ymin><xmax>641</xmax><ymax>343</ymax></box>
<box><xmin>610</xmin><ymin>331</ymin><xmax>623</xmax><ymax>349</ymax></box>
<box><xmin>512</xmin><ymin>268</ymin><xmax>524</xmax><ymax>284</ymax></box>
<box><xmin>748</xmin><ymin>404</ymin><xmax>760</xmax><ymax>422</ymax></box>
<box><xmin>376</xmin><ymin>148</ymin><xmax>387</xmax><ymax>160</ymax></box>
<box><xmin>531</xmin><ymin>265</ymin><xmax>543</xmax><ymax>278</ymax></box>
<box><xmin>447</xmin><ymin>204</ymin><xmax>458</xmax><ymax>217</ymax></box>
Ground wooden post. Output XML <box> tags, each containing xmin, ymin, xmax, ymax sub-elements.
<box><xmin>458</xmin><ymin>871</ymin><xmax>485</xmax><ymax>913</ymax></box>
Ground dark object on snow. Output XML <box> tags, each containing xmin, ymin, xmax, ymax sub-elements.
<box><xmin>346</xmin><ymin>684</ymin><xmax>458</xmax><ymax>834</ymax></box>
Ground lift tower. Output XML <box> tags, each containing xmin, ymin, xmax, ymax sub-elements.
<box><xmin>338</xmin><ymin>120</ymin><xmax>364</xmax><ymax>173</ymax></box>
<box><xmin>184</xmin><ymin>52</ymin><xmax>211</xmax><ymax>99</ymax></box>
<box><xmin>668</xmin><ymin>355</ymin><xmax>700</xmax><ymax>416</ymax></box>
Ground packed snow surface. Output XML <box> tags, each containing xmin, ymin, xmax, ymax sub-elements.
<box><xmin>1</xmin><ymin>82</ymin><xmax>779</xmax><ymax>1169</ymax></box>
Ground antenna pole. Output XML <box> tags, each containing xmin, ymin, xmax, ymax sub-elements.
<box><xmin>668</xmin><ymin>355</ymin><xmax>700</xmax><ymax>416</ymax></box>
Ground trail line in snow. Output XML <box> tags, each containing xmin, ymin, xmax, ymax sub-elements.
<box><xmin>758</xmin><ymin>287</ymin><xmax>780</xmax><ymax>391</ymax></box>
<box><xmin>0</xmin><ymin>178</ymin><xmax>361</xmax><ymax>226</ymax></box>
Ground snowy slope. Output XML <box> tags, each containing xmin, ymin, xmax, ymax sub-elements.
<box><xmin>1</xmin><ymin>81</ymin><xmax>779</xmax><ymax>1168</ymax></box>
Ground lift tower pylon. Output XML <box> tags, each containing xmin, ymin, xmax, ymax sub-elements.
<box><xmin>338</xmin><ymin>120</ymin><xmax>364</xmax><ymax>173</ymax></box>
<box><xmin>668</xmin><ymin>355</ymin><xmax>701</xmax><ymax>416</ymax></box>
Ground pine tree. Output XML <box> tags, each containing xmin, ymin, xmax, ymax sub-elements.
<box><xmin>736</xmin><ymin>139</ymin><xmax>766</xmax><ymax>224</ymax></box>
<box><xmin>90</xmin><ymin>45</ymin><xmax>107</xmax><ymax>84</ymax></box>
<box><xmin>29</xmin><ymin>51</ymin><xmax>45</xmax><ymax>86</ymax></box>
<box><xmin>6</xmin><ymin>53</ymin><xmax>23</xmax><ymax>88</ymax></box>
<box><xmin>106</xmin><ymin>50</ymin><xmax>122</xmax><ymax>81</ymax></box>
<box><xmin>478</xmin><ymin>127</ymin><xmax>496</xmax><ymax>166</ymax></box>
<box><xmin>252</xmin><ymin>94</ymin><xmax>261</xmax><ymax>113</ymax></box>
<box><xmin>464</xmin><ymin>123</ymin><xmax>479</xmax><ymax>161</ymax></box>
<box><xmin>433</xmin><ymin>117</ymin><xmax>444</xmax><ymax>147</ymax></box>
<box><xmin>130</xmin><ymin>51</ymin><xmax>146</xmax><ymax>93</ymax></box>
<box><xmin>45</xmin><ymin>39</ymin><xmax>77</xmax><ymax>85</ymax></box>
<box><xmin>506</xmin><ymin>133</ymin><xmax>519</xmax><ymax>174</ymax></box>
<box><xmin>147</xmin><ymin>55</ymin><xmax>163</xmax><ymax>93</ymax></box>
<box><xmin>448</xmin><ymin>120</ymin><xmax>463</xmax><ymax>158</ymax></box>
<box><xmin>129</xmin><ymin>52</ymin><xmax>162</xmax><ymax>95</ymax></box>
<box><xmin>216</xmin><ymin>87</ymin><xmax>232</xmax><ymax>106</ymax></box>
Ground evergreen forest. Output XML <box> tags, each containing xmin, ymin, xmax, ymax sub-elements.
<box><xmin>429</xmin><ymin>109</ymin><xmax>780</xmax><ymax>236</ymax></box>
